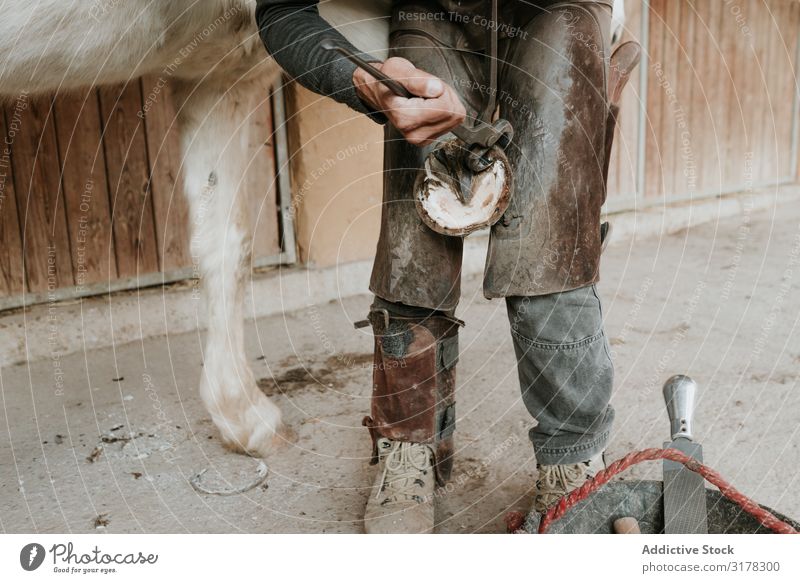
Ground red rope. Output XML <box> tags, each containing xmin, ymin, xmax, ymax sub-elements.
<box><xmin>537</xmin><ymin>448</ymin><xmax>797</xmax><ymax>535</ymax></box>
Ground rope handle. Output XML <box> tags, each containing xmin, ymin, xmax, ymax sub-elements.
<box><xmin>536</xmin><ymin>448</ymin><xmax>797</xmax><ymax>534</ymax></box>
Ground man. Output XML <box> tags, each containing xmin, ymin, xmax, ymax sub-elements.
<box><xmin>257</xmin><ymin>0</ymin><xmax>617</xmax><ymax>533</ymax></box>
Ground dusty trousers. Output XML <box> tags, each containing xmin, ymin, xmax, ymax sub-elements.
<box><xmin>366</xmin><ymin>0</ymin><xmax>616</xmax><ymax>471</ymax></box>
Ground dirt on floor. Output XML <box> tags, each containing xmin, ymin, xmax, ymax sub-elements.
<box><xmin>1</xmin><ymin>203</ymin><xmax>799</xmax><ymax>533</ymax></box>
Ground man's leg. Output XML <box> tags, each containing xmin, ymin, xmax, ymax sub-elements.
<box><xmin>363</xmin><ymin>1</ymin><xmax>486</xmax><ymax>533</ymax></box>
<box><xmin>486</xmin><ymin>0</ymin><xmax>616</xmax><ymax>511</ymax></box>
<box><xmin>506</xmin><ymin>287</ymin><xmax>614</xmax><ymax>511</ymax></box>
<box><xmin>361</xmin><ymin>299</ymin><xmax>460</xmax><ymax>532</ymax></box>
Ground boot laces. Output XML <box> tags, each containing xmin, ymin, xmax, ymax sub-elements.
<box><xmin>375</xmin><ymin>440</ymin><xmax>432</xmax><ymax>503</ymax></box>
<box><xmin>535</xmin><ymin>462</ymin><xmax>590</xmax><ymax>508</ymax></box>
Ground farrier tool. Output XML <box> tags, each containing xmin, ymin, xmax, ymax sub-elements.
<box><xmin>322</xmin><ymin>5</ymin><xmax>515</xmax><ymax>237</ymax></box>
<box><xmin>662</xmin><ymin>375</ymin><xmax>708</xmax><ymax>534</ymax></box>
<box><xmin>321</xmin><ymin>39</ymin><xmax>513</xmax><ymax>172</ymax></box>
<box><xmin>532</xmin><ymin>373</ymin><xmax>797</xmax><ymax>534</ymax></box>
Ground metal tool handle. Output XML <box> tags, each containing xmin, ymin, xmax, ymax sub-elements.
<box><xmin>321</xmin><ymin>39</ymin><xmax>415</xmax><ymax>99</ymax></box>
<box><xmin>322</xmin><ymin>40</ymin><xmax>475</xmax><ymax>144</ymax></box>
<box><xmin>322</xmin><ymin>38</ymin><xmax>512</xmax><ymax>166</ymax></box>
<box><xmin>663</xmin><ymin>375</ymin><xmax>698</xmax><ymax>441</ymax></box>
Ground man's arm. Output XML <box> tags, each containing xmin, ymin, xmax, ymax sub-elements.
<box><xmin>255</xmin><ymin>0</ymin><xmax>384</xmax><ymax>121</ymax></box>
<box><xmin>255</xmin><ymin>0</ymin><xmax>466</xmax><ymax>145</ymax></box>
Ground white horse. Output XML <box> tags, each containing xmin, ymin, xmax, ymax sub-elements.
<box><xmin>1</xmin><ymin>0</ymin><xmax>291</xmax><ymax>456</ymax></box>
<box><xmin>0</xmin><ymin>0</ymin><xmax>625</xmax><ymax>458</ymax></box>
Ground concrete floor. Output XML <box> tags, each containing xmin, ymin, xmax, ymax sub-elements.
<box><xmin>2</xmin><ymin>202</ymin><xmax>799</xmax><ymax>533</ymax></box>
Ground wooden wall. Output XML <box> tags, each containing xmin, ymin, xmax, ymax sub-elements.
<box><xmin>607</xmin><ymin>0</ymin><xmax>645</xmax><ymax>202</ymax></box>
<box><xmin>2</xmin><ymin>1</ymin><xmax>798</xmax><ymax>307</ymax></box>
<box><xmin>606</xmin><ymin>0</ymin><xmax>800</xmax><ymax>210</ymax></box>
<box><xmin>0</xmin><ymin>78</ymin><xmax>282</xmax><ymax>306</ymax></box>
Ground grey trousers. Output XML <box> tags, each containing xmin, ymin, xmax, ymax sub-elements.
<box><xmin>506</xmin><ymin>285</ymin><xmax>614</xmax><ymax>465</ymax></box>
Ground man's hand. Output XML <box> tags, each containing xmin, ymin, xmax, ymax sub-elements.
<box><xmin>353</xmin><ymin>57</ymin><xmax>466</xmax><ymax>146</ymax></box>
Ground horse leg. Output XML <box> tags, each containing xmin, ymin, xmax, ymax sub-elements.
<box><xmin>175</xmin><ymin>75</ymin><xmax>290</xmax><ymax>456</ymax></box>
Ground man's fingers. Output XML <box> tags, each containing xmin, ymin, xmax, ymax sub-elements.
<box><xmin>353</xmin><ymin>57</ymin><xmax>467</xmax><ymax>146</ymax></box>
<box><xmin>380</xmin><ymin>57</ymin><xmax>445</xmax><ymax>99</ymax></box>
<box><xmin>404</xmin><ymin>116</ymin><xmax>468</xmax><ymax>146</ymax></box>
<box><xmin>388</xmin><ymin>87</ymin><xmax>465</xmax><ymax>121</ymax></box>
<box><xmin>394</xmin><ymin>106</ymin><xmax>467</xmax><ymax>146</ymax></box>
<box><xmin>403</xmin><ymin>76</ymin><xmax>444</xmax><ymax>99</ymax></box>
<box><xmin>385</xmin><ymin>88</ymin><xmax>467</xmax><ymax>144</ymax></box>
<box><xmin>387</xmin><ymin>97</ymin><xmax>452</xmax><ymax>132</ymax></box>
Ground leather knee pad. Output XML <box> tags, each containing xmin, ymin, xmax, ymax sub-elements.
<box><xmin>360</xmin><ymin>305</ymin><xmax>462</xmax><ymax>485</ymax></box>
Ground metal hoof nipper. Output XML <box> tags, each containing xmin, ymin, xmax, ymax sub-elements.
<box><xmin>323</xmin><ymin>38</ymin><xmax>515</xmax><ymax>237</ymax></box>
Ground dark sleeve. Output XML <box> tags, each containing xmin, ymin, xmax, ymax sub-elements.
<box><xmin>255</xmin><ymin>0</ymin><xmax>387</xmax><ymax>124</ymax></box>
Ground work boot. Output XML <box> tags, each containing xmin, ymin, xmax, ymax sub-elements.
<box><xmin>531</xmin><ymin>453</ymin><xmax>606</xmax><ymax>514</ymax></box>
<box><xmin>364</xmin><ymin>438</ymin><xmax>435</xmax><ymax>534</ymax></box>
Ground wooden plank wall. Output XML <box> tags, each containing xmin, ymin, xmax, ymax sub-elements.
<box><xmin>607</xmin><ymin>0</ymin><xmax>644</xmax><ymax>202</ymax></box>
<box><xmin>2</xmin><ymin>2</ymin><xmax>798</xmax><ymax>303</ymax></box>
<box><xmin>607</xmin><ymin>0</ymin><xmax>800</xmax><ymax>208</ymax></box>
<box><xmin>0</xmin><ymin>79</ymin><xmax>282</xmax><ymax>303</ymax></box>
